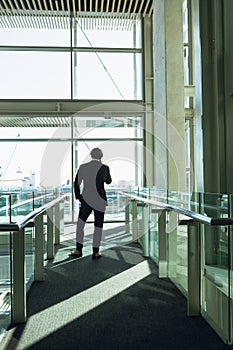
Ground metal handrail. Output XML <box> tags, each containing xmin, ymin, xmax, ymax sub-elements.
<box><xmin>0</xmin><ymin>194</ymin><xmax>67</xmax><ymax>232</ymax></box>
<box><xmin>134</xmin><ymin>189</ymin><xmax>229</xmax><ymax>213</ymax></box>
<box><xmin>0</xmin><ymin>193</ymin><xmax>53</xmax><ymax>214</ymax></box>
<box><xmin>120</xmin><ymin>191</ymin><xmax>233</xmax><ymax>226</ymax></box>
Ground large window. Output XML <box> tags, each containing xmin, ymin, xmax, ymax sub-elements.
<box><xmin>0</xmin><ymin>115</ymin><xmax>143</xmax><ymax>222</ymax></box>
<box><xmin>73</xmin><ymin>52</ymin><xmax>142</xmax><ymax>99</ymax></box>
<box><xmin>0</xmin><ymin>51</ymin><xmax>71</xmax><ymax>99</ymax></box>
<box><xmin>0</xmin><ymin>16</ymin><xmax>142</xmax><ymax>100</ymax></box>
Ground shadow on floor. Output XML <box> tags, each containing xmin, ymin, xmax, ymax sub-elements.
<box><xmin>1</xmin><ymin>243</ymin><xmax>231</xmax><ymax>350</ymax></box>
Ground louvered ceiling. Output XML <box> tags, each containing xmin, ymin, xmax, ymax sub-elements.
<box><xmin>0</xmin><ymin>116</ymin><xmax>71</xmax><ymax>127</ymax></box>
<box><xmin>0</xmin><ymin>116</ymin><xmax>138</xmax><ymax>127</ymax></box>
<box><xmin>0</xmin><ymin>0</ymin><xmax>153</xmax><ymax>29</ymax></box>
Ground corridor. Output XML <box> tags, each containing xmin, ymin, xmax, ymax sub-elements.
<box><xmin>1</xmin><ymin>224</ymin><xmax>229</xmax><ymax>350</ymax></box>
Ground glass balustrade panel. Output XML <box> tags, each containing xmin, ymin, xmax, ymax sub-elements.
<box><xmin>0</xmin><ymin>231</ymin><xmax>12</xmax><ymax>335</ymax></box>
<box><xmin>200</xmin><ymin>193</ymin><xmax>230</xmax><ymax>343</ymax></box>
<box><xmin>25</xmin><ymin>227</ymin><xmax>35</xmax><ymax>286</ymax></box>
<box><xmin>0</xmin><ymin>195</ymin><xmax>10</xmax><ymax>224</ymax></box>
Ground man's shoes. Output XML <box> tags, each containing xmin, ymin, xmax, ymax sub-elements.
<box><xmin>92</xmin><ymin>253</ymin><xmax>102</xmax><ymax>260</ymax></box>
<box><xmin>69</xmin><ymin>250</ymin><xmax>83</xmax><ymax>258</ymax></box>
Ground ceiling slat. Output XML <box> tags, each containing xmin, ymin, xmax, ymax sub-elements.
<box><xmin>20</xmin><ymin>0</ymin><xmax>33</xmax><ymax>27</ymax></box>
<box><xmin>120</xmin><ymin>0</ymin><xmax>128</xmax><ymax>29</ymax></box>
<box><xmin>8</xmin><ymin>0</ymin><xmax>22</xmax><ymax>27</ymax></box>
<box><xmin>61</xmin><ymin>0</ymin><xmax>68</xmax><ymax>29</ymax></box>
<box><xmin>138</xmin><ymin>0</ymin><xmax>145</xmax><ymax>18</ymax></box>
<box><xmin>109</xmin><ymin>0</ymin><xmax>115</xmax><ymax>29</ymax></box>
<box><xmin>31</xmin><ymin>0</ymin><xmax>42</xmax><ymax>28</ymax></box>
<box><xmin>36</xmin><ymin>0</ymin><xmax>48</xmax><ymax>28</ymax></box>
<box><xmin>143</xmin><ymin>0</ymin><xmax>150</xmax><ymax>17</ymax></box>
<box><xmin>116</xmin><ymin>0</ymin><xmax>121</xmax><ymax>29</ymax></box>
<box><xmin>42</xmin><ymin>0</ymin><xmax>51</xmax><ymax>28</ymax></box>
<box><xmin>0</xmin><ymin>5</ymin><xmax>11</xmax><ymax>27</ymax></box>
<box><xmin>148</xmin><ymin>3</ymin><xmax>153</xmax><ymax>17</ymax></box>
<box><xmin>0</xmin><ymin>0</ymin><xmax>153</xmax><ymax>29</ymax></box>
<box><xmin>2</xmin><ymin>0</ymin><xmax>16</xmax><ymax>28</ymax></box>
<box><xmin>55</xmin><ymin>0</ymin><xmax>62</xmax><ymax>29</ymax></box>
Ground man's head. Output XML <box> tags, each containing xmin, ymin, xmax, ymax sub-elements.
<box><xmin>90</xmin><ymin>147</ymin><xmax>103</xmax><ymax>160</ymax></box>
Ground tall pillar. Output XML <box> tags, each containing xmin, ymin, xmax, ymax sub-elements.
<box><xmin>222</xmin><ymin>1</ymin><xmax>233</xmax><ymax>194</ymax></box>
<box><xmin>153</xmin><ymin>0</ymin><xmax>186</xmax><ymax>192</ymax></box>
<box><xmin>143</xmin><ymin>17</ymin><xmax>155</xmax><ymax>187</ymax></box>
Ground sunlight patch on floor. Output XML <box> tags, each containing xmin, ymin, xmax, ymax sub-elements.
<box><xmin>15</xmin><ymin>260</ymin><xmax>151</xmax><ymax>349</ymax></box>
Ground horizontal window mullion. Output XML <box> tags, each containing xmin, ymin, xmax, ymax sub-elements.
<box><xmin>0</xmin><ymin>138</ymin><xmax>143</xmax><ymax>142</ymax></box>
<box><xmin>72</xmin><ymin>47</ymin><xmax>142</xmax><ymax>53</ymax></box>
<box><xmin>0</xmin><ymin>46</ymin><xmax>142</xmax><ymax>53</ymax></box>
<box><xmin>0</xmin><ymin>46</ymin><xmax>71</xmax><ymax>52</ymax></box>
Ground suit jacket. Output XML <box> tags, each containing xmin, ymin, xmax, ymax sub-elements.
<box><xmin>74</xmin><ymin>160</ymin><xmax>112</xmax><ymax>212</ymax></box>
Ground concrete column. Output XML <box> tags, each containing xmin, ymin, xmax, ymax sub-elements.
<box><xmin>143</xmin><ymin>17</ymin><xmax>155</xmax><ymax>187</ymax></box>
<box><xmin>222</xmin><ymin>1</ymin><xmax>233</xmax><ymax>194</ymax></box>
<box><xmin>153</xmin><ymin>0</ymin><xmax>186</xmax><ymax>192</ymax></box>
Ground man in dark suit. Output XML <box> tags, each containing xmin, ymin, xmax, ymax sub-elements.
<box><xmin>70</xmin><ymin>147</ymin><xmax>112</xmax><ymax>259</ymax></box>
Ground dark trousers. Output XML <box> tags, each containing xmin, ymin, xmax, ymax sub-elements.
<box><xmin>76</xmin><ymin>201</ymin><xmax>105</xmax><ymax>252</ymax></box>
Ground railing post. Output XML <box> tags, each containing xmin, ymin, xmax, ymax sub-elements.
<box><xmin>142</xmin><ymin>204</ymin><xmax>149</xmax><ymax>257</ymax></box>
<box><xmin>187</xmin><ymin>221</ymin><xmax>200</xmax><ymax>316</ymax></box>
<box><xmin>125</xmin><ymin>197</ymin><xmax>130</xmax><ymax>234</ymax></box>
<box><xmin>158</xmin><ymin>209</ymin><xmax>167</xmax><ymax>278</ymax></box>
<box><xmin>60</xmin><ymin>200</ymin><xmax>64</xmax><ymax>235</ymax></box>
<box><xmin>150</xmin><ymin>208</ymin><xmax>159</xmax><ymax>261</ymax></box>
<box><xmin>131</xmin><ymin>199</ymin><xmax>138</xmax><ymax>241</ymax></box>
<box><xmin>34</xmin><ymin>213</ymin><xmax>44</xmax><ymax>281</ymax></box>
<box><xmin>167</xmin><ymin>211</ymin><xmax>178</xmax><ymax>277</ymax></box>
<box><xmin>47</xmin><ymin>207</ymin><xmax>54</xmax><ymax>260</ymax></box>
<box><xmin>12</xmin><ymin>229</ymin><xmax>26</xmax><ymax>323</ymax></box>
<box><xmin>55</xmin><ymin>200</ymin><xmax>64</xmax><ymax>245</ymax></box>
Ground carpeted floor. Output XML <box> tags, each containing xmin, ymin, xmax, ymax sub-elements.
<box><xmin>1</xmin><ymin>241</ymin><xmax>231</xmax><ymax>350</ymax></box>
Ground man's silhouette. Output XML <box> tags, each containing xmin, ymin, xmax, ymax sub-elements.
<box><xmin>70</xmin><ymin>148</ymin><xmax>112</xmax><ymax>259</ymax></box>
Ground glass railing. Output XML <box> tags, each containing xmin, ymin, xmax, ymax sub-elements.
<box><xmin>0</xmin><ymin>193</ymin><xmax>65</xmax><ymax>340</ymax></box>
<box><xmin>0</xmin><ymin>190</ymin><xmax>57</xmax><ymax>224</ymax></box>
<box><xmin>1</xmin><ymin>186</ymin><xmax>232</xmax><ymax>345</ymax></box>
<box><xmin>0</xmin><ymin>231</ymin><xmax>11</xmax><ymax>337</ymax></box>
<box><xmin>120</xmin><ymin>187</ymin><xmax>233</xmax><ymax>345</ymax></box>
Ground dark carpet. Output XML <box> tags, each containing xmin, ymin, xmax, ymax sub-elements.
<box><xmin>1</xmin><ymin>242</ymin><xmax>232</xmax><ymax>350</ymax></box>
